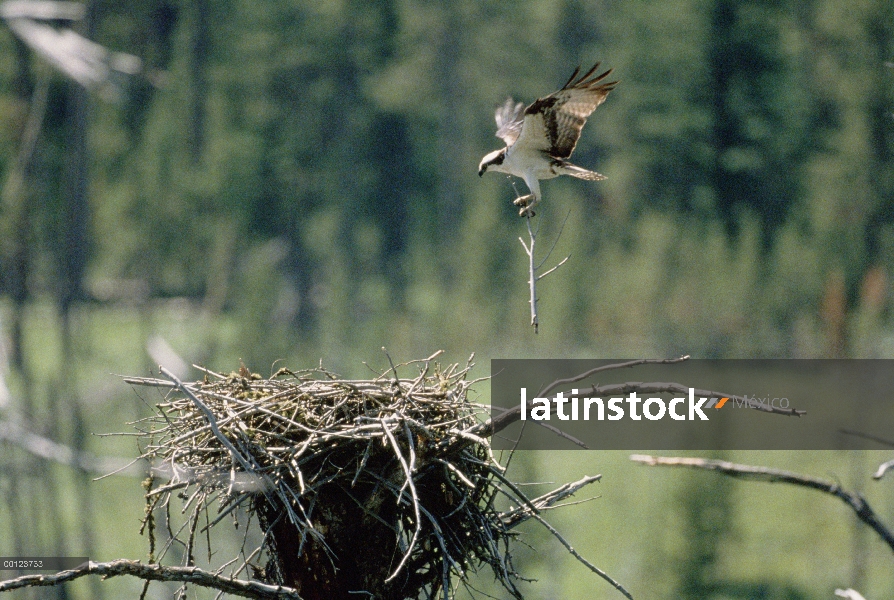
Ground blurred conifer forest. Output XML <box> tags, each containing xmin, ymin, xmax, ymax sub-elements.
<box><xmin>0</xmin><ymin>0</ymin><xmax>893</xmax><ymax>599</ymax></box>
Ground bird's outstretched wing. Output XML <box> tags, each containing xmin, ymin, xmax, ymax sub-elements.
<box><xmin>494</xmin><ymin>97</ymin><xmax>525</xmax><ymax>146</ymax></box>
<box><xmin>515</xmin><ymin>63</ymin><xmax>618</xmax><ymax>159</ymax></box>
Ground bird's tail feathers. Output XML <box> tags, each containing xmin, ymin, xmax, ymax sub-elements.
<box><xmin>559</xmin><ymin>163</ymin><xmax>607</xmax><ymax>181</ymax></box>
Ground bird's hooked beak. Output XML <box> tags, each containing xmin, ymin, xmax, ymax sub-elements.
<box><xmin>478</xmin><ymin>149</ymin><xmax>504</xmax><ymax>177</ymax></box>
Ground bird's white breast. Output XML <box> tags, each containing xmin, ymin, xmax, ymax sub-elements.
<box><xmin>505</xmin><ymin>146</ymin><xmax>559</xmax><ymax>181</ymax></box>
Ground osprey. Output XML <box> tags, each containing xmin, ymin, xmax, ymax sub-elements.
<box><xmin>478</xmin><ymin>63</ymin><xmax>617</xmax><ymax>216</ymax></box>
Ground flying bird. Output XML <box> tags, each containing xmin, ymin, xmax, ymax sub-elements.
<box><xmin>478</xmin><ymin>63</ymin><xmax>617</xmax><ymax>216</ymax></box>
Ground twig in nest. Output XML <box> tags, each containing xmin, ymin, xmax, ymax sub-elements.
<box><xmin>630</xmin><ymin>454</ymin><xmax>894</xmax><ymax>554</ymax></box>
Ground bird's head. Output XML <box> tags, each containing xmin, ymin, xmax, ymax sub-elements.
<box><xmin>478</xmin><ymin>148</ymin><xmax>506</xmax><ymax>176</ymax></box>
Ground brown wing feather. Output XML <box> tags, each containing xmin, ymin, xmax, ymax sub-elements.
<box><xmin>521</xmin><ymin>62</ymin><xmax>618</xmax><ymax>159</ymax></box>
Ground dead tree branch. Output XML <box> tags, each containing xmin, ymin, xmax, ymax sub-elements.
<box><xmin>0</xmin><ymin>418</ymin><xmax>141</xmax><ymax>475</ymax></box>
<box><xmin>0</xmin><ymin>559</ymin><xmax>302</xmax><ymax>599</ymax></box>
<box><xmin>835</xmin><ymin>589</ymin><xmax>868</xmax><ymax>600</ymax></box>
<box><xmin>493</xmin><ymin>473</ymin><xmax>632</xmax><ymax>599</ymax></box>
<box><xmin>528</xmin><ymin>512</ymin><xmax>632</xmax><ymax>600</ymax></box>
<box><xmin>630</xmin><ymin>454</ymin><xmax>894</xmax><ymax>554</ymax></box>
<box><xmin>873</xmin><ymin>459</ymin><xmax>894</xmax><ymax>480</ymax></box>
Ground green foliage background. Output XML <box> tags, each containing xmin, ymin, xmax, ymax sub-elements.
<box><xmin>0</xmin><ymin>0</ymin><xmax>893</xmax><ymax>598</ymax></box>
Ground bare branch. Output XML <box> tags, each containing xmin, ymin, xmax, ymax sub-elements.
<box><xmin>630</xmin><ymin>454</ymin><xmax>894</xmax><ymax>554</ymax></box>
<box><xmin>535</xmin><ymin>209</ymin><xmax>572</xmax><ymax>271</ymax></box>
<box><xmin>835</xmin><ymin>589</ymin><xmax>868</xmax><ymax>600</ymax></box>
<box><xmin>0</xmin><ymin>559</ymin><xmax>302</xmax><ymax>599</ymax></box>
<box><xmin>527</xmin><ymin>512</ymin><xmax>634</xmax><ymax>600</ymax></box>
<box><xmin>873</xmin><ymin>459</ymin><xmax>894</xmax><ymax>480</ymax></box>
<box><xmin>523</xmin><ymin>216</ymin><xmax>539</xmax><ymax>333</ymax></box>
<box><xmin>500</xmin><ymin>475</ymin><xmax>602</xmax><ymax>528</ymax></box>
<box><xmin>0</xmin><ymin>418</ymin><xmax>141</xmax><ymax>476</ymax></box>
<box><xmin>516</xmin><ymin>210</ymin><xmax>570</xmax><ymax>334</ymax></box>
<box><xmin>538</xmin><ymin>356</ymin><xmax>691</xmax><ymax>398</ymax></box>
<box><xmin>536</xmin><ymin>255</ymin><xmax>569</xmax><ymax>281</ymax></box>
<box><xmin>573</xmin><ymin>383</ymin><xmax>802</xmax><ymax>416</ymax></box>
<box><xmin>490</xmin><ymin>473</ymin><xmax>632</xmax><ymax>599</ymax></box>
<box><xmin>0</xmin><ymin>2</ymin><xmax>85</xmax><ymax>20</ymax></box>
<box><xmin>3</xmin><ymin>7</ymin><xmax>141</xmax><ymax>97</ymax></box>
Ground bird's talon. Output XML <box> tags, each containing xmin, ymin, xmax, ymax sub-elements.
<box><xmin>514</xmin><ymin>194</ymin><xmax>538</xmax><ymax>216</ymax></box>
<box><xmin>513</xmin><ymin>195</ymin><xmax>532</xmax><ymax>207</ymax></box>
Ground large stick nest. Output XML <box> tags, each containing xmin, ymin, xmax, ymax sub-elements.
<box><xmin>130</xmin><ymin>353</ymin><xmax>543</xmax><ymax>600</ymax></box>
